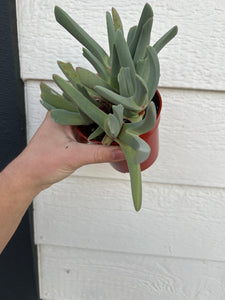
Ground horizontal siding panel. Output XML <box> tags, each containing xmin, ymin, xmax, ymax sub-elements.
<box><xmin>25</xmin><ymin>80</ymin><xmax>225</xmax><ymax>188</ymax></box>
<box><xmin>34</xmin><ymin>177</ymin><xmax>225</xmax><ymax>262</ymax></box>
<box><xmin>17</xmin><ymin>0</ymin><xmax>225</xmax><ymax>90</ymax></box>
<box><xmin>39</xmin><ymin>244</ymin><xmax>225</xmax><ymax>300</ymax></box>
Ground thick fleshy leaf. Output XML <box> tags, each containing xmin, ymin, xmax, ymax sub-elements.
<box><xmin>104</xmin><ymin>104</ymin><xmax>124</xmax><ymax>138</ymax></box>
<box><xmin>110</xmin><ymin>45</ymin><xmax>120</xmax><ymax>90</ymax></box>
<box><xmin>55</xmin><ymin>6</ymin><xmax>109</xmax><ymax>67</ymax></box>
<box><xmin>95</xmin><ymin>85</ymin><xmax>140</xmax><ymax>112</ymax></box>
<box><xmin>118</xmin><ymin>67</ymin><xmax>135</xmax><ymax>97</ymax></box>
<box><xmin>129</xmin><ymin>3</ymin><xmax>153</xmax><ymax>57</ymax></box>
<box><xmin>50</xmin><ymin>109</ymin><xmax>92</xmax><ymax>125</ymax></box>
<box><xmin>105</xmin><ymin>114</ymin><xmax>122</xmax><ymax>138</ymax></box>
<box><xmin>136</xmin><ymin>57</ymin><xmax>148</xmax><ymax>79</ymax></box>
<box><xmin>132</xmin><ymin>74</ymin><xmax>148</xmax><ymax>107</ymax></box>
<box><xmin>40</xmin><ymin>82</ymin><xmax>78</xmax><ymax>112</ymax></box>
<box><xmin>57</xmin><ymin>61</ymin><xmax>81</xmax><ymax>88</ymax></box>
<box><xmin>53</xmin><ymin>74</ymin><xmax>108</xmax><ymax>130</ymax></box>
<box><xmin>119</xmin><ymin>130</ymin><xmax>150</xmax><ymax>164</ymax></box>
<box><xmin>83</xmin><ymin>48</ymin><xmax>109</xmax><ymax>81</ymax></box>
<box><xmin>63</xmin><ymin>92</ymin><xmax>78</xmax><ymax>105</ymax></box>
<box><xmin>106</xmin><ymin>11</ymin><xmax>116</xmax><ymax>63</ymax></box>
<box><xmin>133</xmin><ymin>17</ymin><xmax>153</xmax><ymax>63</ymax></box>
<box><xmin>153</xmin><ymin>25</ymin><xmax>178</xmax><ymax>54</ymax></box>
<box><xmin>136</xmin><ymin>47</ymin><xmax>160</xmax><ymax>102</ymax></box>
<box><xmin>145</xmin><ymin>46</ymin><xmax>160</xmax><ymax>101</ymax></box>
<box><xmin>124</xmin><ymin>101</ymin><xmax>156</xmax><ymax>135</ymax></box>
<box><xmin>112</xmin><ymin>104</ymin><xmax>124</xmax><ymax>128</ymax></box>
<box><xmin>77</xmin><ymin>107</ymin><xmax>93</xmax><ymax>124</ymax></box>
<box><xmin>57</xmin><ymin>64</ymin><xmax>97</xmax><ymax>98</ymax></box>
<box><xmin>88</xmin><ymin>126</ymin><xmax>104</xmax><ymax>141</ymax></box>
<box><xmin>116</xmin><ymin>140</ymin><xmax>142</xmax><ymax>211</ymax></box>
<box><xmin>112</xmin><ymin>7</ymin><xmax>124</xmax><ymax>35</ymax></box>
<box><xmin>127</xmin><ymin>25</ymin><xmax>137</xmax><ymax>47</ymax></box>
<box><xmin>77</xmin><ymin>67</ymin><xmax>114</xmax><ymax>91</ymax></box>
<box><xmin>40</xmin><ymin>99</ymin><xmax>56</xmax><ymax>111</ymax></box>
<box><xmin>115</xmin><ymin>30</ymin><xmax>136</xmax><ymax>84</ymax></box>
<box><xmin>76</xmin><ymin>84</ymin><xmax>101</xmax><ymax>107</ymax></box>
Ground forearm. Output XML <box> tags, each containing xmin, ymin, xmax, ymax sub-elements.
<box><xmin>0</xmin><ymin>155</ymin><xmax>42</xmax><ymax>254</ymax></box>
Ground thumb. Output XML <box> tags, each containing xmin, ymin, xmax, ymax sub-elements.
<box><xmin>71</xmin><ymin>143</ymin><xmax>125</xmax><ymax>167</ymax></box>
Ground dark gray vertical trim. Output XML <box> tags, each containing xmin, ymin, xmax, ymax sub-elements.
<box><xmin>0</xmin><ymin>1</ymin><xmax>40</xmax><ymax>299</ymax></box>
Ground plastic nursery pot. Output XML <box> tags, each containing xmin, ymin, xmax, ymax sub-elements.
<box><xmin>74</xmin><ymin>90</ymin><xmax>162</xmax><ymax>173</ymax></box>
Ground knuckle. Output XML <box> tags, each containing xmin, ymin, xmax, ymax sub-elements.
<box><xmin>94</xmin><ymin>147</ymin><xmax>106</xmax><ymax>163</ymax></box>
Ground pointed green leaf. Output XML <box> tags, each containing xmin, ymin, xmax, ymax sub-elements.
<box><xmin>124</xmin><ymin>101</ymin><xmax>156</xmax><ymax>135</ymax></box>
<box><xmin>83</xmin><ymin>48</ymin><xmax>109</xmax><ymax>81</ymax></box>
<box><xmin>127</xmin><ymin>25</ymin><xmax>137</xmax><ymax>47</ymax></box>
<box><xmin>55</xmin><ymin>6</ymin><xmax>109</xmax><ymax>67</ymax></box>
<box><xmin>50</xmin><ymin>109</ymin><xmax>92</xmax><ymax>125</ymax></box>
<box><xmin>58</xmin><ymin>68</ymin><xmax>98</xmax><ymax>103</ymax></box>
<box><xmin>53</xmin><ymin>74</ymin><xmax>108</xmax><ymax>130</ymax></box>
<box><xmin>129</xmin><ymin>3</ymin><xmax>153</xmax><ymax>57</ymax></box>
<box><xmin>95</xmin><ymin>85</ymin><xmax>140</xmax><ymax>112</ymax></box>
<box><xmin>112</xmin><ymin>7</ymin><xmax>124</xmax><ymax>35</ymax></box>
<box><xmin>153</xmin><ymin>25</ymin><xmax>178</xmax><ymax>54</ymax></box>
<box><xmin>62</xmin><ymin>92</ymin><xmax>79</xmax><ymax>105</ymax></box>
<box><xmin>116</xmin><ymin>140</ymin><xmax>142</xmax><ymax>211</ymax></box>
<box><xmin>105</xmin><ymin>114</ymin><xmax>122</xmax><ymax>138</ymax></box>
<box><xmin>118</xmin><ymin>67</ymin><xmax>135</xmax><ymax>97</ymax></box>
<box><xmin>112</xmin><ymin>104</ymin><xmax>124</xmax><ymax>127</ymax></box>
<box><xmin>40</xmin><ymin>99</ymin><xmax>56</xmax><ymax>111</ymax></box>
<box><xmin>110</xmin><ymin>45</ymin><xmax>120</xmax><ymax>90</ymax></box>
<box><xmin>77</xmin><ymin>107</ymin><xmax>93</xmax><ymax>124</ymax></box>
<box><xmin>136</xmin><ymin>57</ymin><xmax>148</xmax><ymax>80</ymax></box>
<box><xmin>133</xmin><ymin>17</ymin><xmax>153</xmax><ymax>63</ymax></box>
<box><xmin>106</xmin><ymin>11</ymin><xmax>116</xmax><ymax>63</ymax></box>
<box><xmin>115</xmin><ymin>30</ymin><xmax>136</xmax><ymax>84</ymax></box>
<box><xmin>40</xmin><ymin>82</ymin><xmax>78</xmax><ymax>112</ymax></box>
<box><xmin>77</xmin><ymin>67</ymin><xmax>115</xmax><ymax>91</ymax></box>
<box><xmin>88</xmin><ymin>126</ymin><xmax>104</xmax><ymax>141</ymax></box>
<box><xmin>57</xmin><ymin>61</ymin><xmax>81</xmax><ymax>88</ymax></box>
<box><xmin>133</xmin><ymin>74</ymin><xmax>148</xmax><ymax>107</ymax></box>
<box><xmin>104</xmin><ymin>104</ymin><xmax>124</xmax><ymax>138</ymax></box>
<box><xmin>145</xmin><ymin>46</ymin><xmax>160</xmax><ymax>101</ymax></box>
<box><xmin>76</xmin><ymin>84</ymin><xmax>101</xmax><ymax>107</ymax></box>
<box><xmin>136</xmin><ymin>47</ymin><xmax>160</xmax><ymax>102</ymax></box>
<box><xmin>119</xmin><ymin>130</ymin><xmax>150</xmax><ymax>164</ymax></box>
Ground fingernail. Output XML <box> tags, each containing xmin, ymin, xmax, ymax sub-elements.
<box><xmin>112</xmin><ymin>149</ymin><xmax>125</xmax><ymax>161</ymax></box>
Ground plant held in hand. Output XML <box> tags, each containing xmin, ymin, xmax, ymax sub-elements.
<box><xmin>40</xmin><ymin>3</ymin><xmax>178</xmax><ymax>211</ymax></box>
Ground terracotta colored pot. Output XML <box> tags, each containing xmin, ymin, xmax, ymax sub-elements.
<box><xmin>75</xmin><ymin>90</ymin><xmax>162</xmax><ymax>173</ymax></box>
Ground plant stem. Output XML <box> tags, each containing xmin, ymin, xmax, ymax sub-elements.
<box><xmin>102</xmin><ymin>135</ymin><xmax>113</xmax><ymax>146</ymax></box>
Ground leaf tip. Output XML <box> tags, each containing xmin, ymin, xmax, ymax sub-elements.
<box><xmin>174</xmin><ymin>25</ymin><xmax>178</xmax><ymax>35</ymax></box>
<box><xmin>134</xmin><ymin>203</ymin><xmax>142</xmax><ymax>211</ymax></box>
<box><xmin>54</xmin><ymin>6</ymin><xmax>62</xmax><ymax>19</ymax></box>
<box><xmin>52</xmin><ymin>74</ymin><xmax>60</xmax><ymax>83</ymax></box>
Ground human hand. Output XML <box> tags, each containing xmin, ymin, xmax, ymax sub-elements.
<box><xmin>0</xmin><ymin>112</ymin><xmax>124</xmax><ymax>253</ymax></box>
<box><xmin>16</xmin><ymin>112</ymin><xmax>125</xmax><ymax>191</ymax></box>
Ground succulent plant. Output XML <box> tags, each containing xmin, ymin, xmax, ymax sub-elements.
<box><xmin>40</xmin><ymin>3</ymin><xmax>178</xmax><ymax>211</ymax></box>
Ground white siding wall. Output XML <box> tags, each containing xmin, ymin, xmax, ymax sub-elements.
<box><xmin>16</xmin><ymin>0</ymin><xmax>225</xmax><ymax>299</ymax></box>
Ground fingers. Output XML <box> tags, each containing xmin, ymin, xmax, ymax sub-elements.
<box><xmin>43</xmin><ymin>112</ymin><xmax>125</xmax><ymax>169</ymax></box>
<box><xmin>67</xmin><ymin>143</ymin><xmax>125</xmax><ymax>167</ymax></box>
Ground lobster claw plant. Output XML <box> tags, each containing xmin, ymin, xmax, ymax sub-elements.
<box><xmin>40</xmin><ymin>3</ymin><xmax>178</xmax><ymax>211</ymax></box>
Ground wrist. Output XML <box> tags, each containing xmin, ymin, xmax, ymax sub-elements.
<box><xmin>1</xmin><ymin>155</ymin><xmax>44</xmax><ymax>199</ymax></box>
<box><xmin>0</xmin><ymin>155</ymin><xmax>44</xmax><ymax>253</ymax></box>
